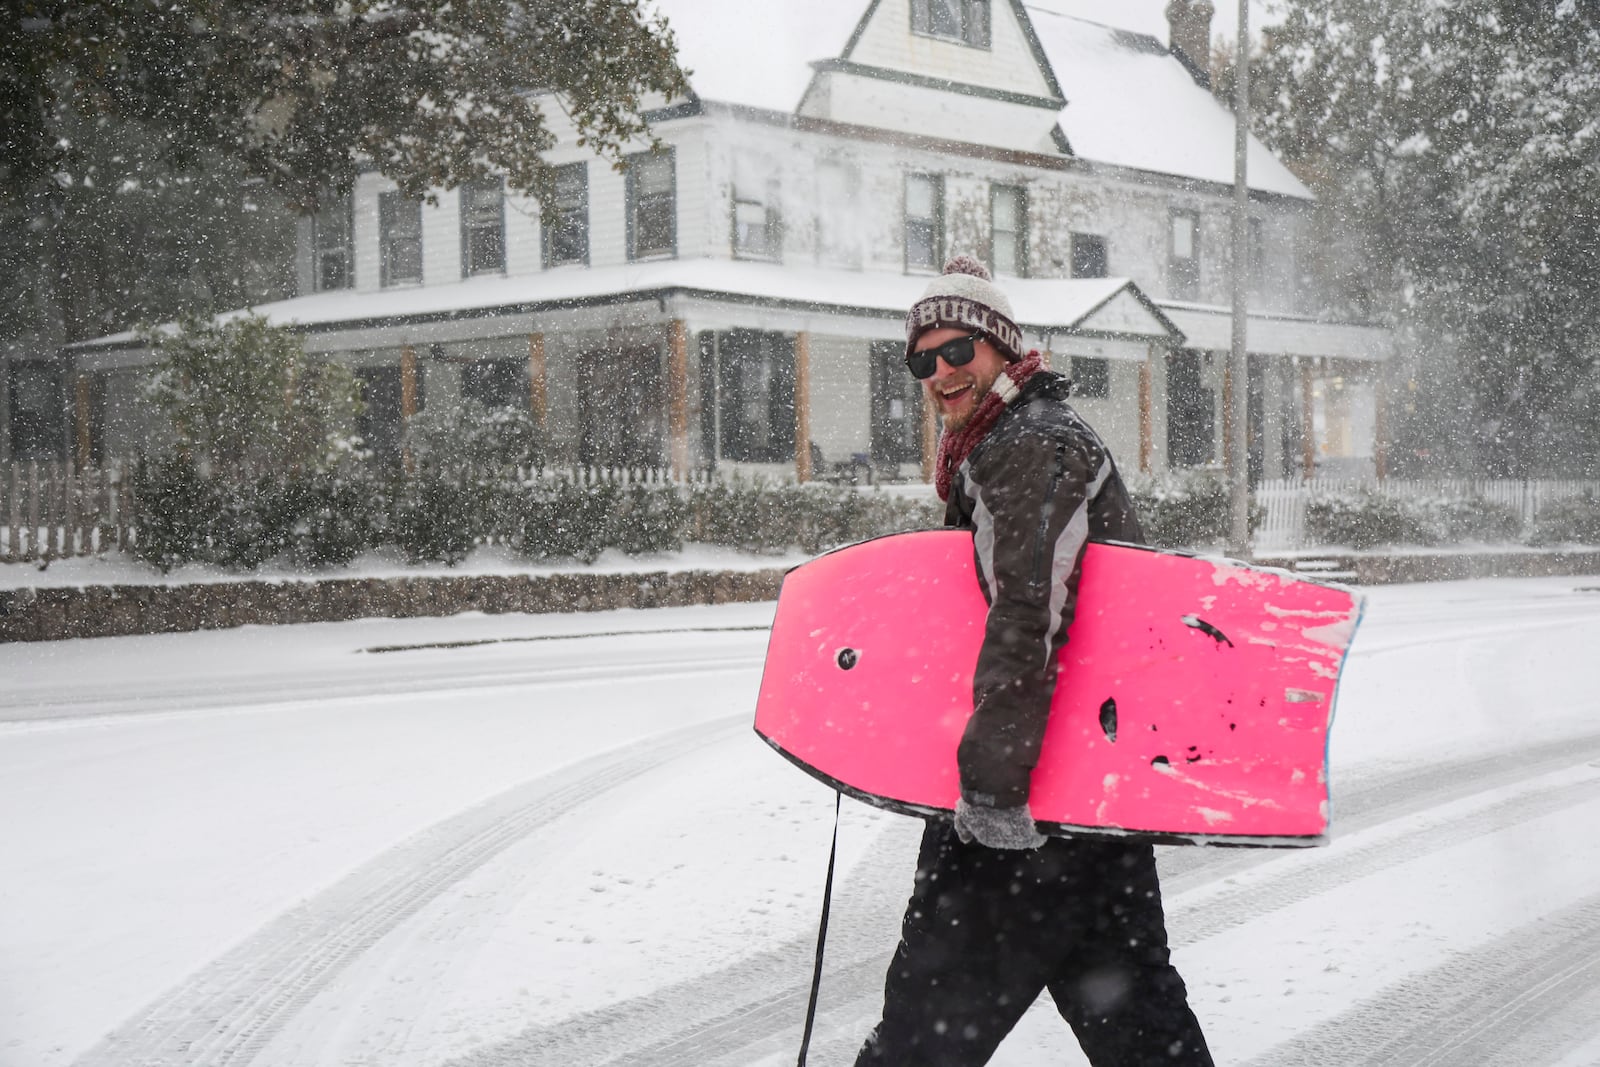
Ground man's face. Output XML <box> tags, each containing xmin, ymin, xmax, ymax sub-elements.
<box><xmin>913</xmin><ymin>327</ymin><xmax>1009</xmax><ymax>432</ymax></box>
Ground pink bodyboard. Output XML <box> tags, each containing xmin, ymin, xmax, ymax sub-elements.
<box><xmin>754</xmin><ymin>530</ymin><xmax>1363</xmax><ymax>847</ymax></box>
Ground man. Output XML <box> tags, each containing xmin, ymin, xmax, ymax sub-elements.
<box><xmin>854</xmin><ymin>256</ymin><xmax>1213</xmax><ymax>1066</ymax></box>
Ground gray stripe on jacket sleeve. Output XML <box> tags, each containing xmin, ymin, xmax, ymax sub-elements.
<box><xmin>966</xmin><ymin>466</ymin><xmax>999</xmax><ymax>601</ymax></box>
<box><xmin>1042</xmin><ymin>456</ymin><xmax>1114</xmax><ymax>657</ymax></box>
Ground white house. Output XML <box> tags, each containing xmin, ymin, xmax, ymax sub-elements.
<box><xmin>47</xmin><ymin>0</ymin><xmax>1392</xmax><ymax>482</ymax></box>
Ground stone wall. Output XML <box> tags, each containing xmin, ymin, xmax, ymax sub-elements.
<box><xmin>5</xmin><ymin>549</ymin><xmax>1598</xmax><ymax>644</ymax></box>
<box><xmin>0</xmin><ymin>568</ymin><xmax>787</xmax><ymax>643</ymax></box>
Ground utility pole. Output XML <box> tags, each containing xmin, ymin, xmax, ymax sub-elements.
<box><xmin>1226</xmin><ymin>0</ymin><xmax>1251</xmax><ymax>558</ymax></box>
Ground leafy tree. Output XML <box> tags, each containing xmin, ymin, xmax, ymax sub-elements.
<box><xmin>4</xmin><ymin>1</ymin><xmax>688</xmax><ymax>212</ymax></box>
<box><xmin>140</xmin><ymin>313</ymin><xmax>365</xmax><ymax>472</ymax></box>
<box><xmin>1</xmin><ymin>0</ymin><xmax>690</xmax><ymax>383</ymax></box>
<box><xmin>1252</xmin><ymin>0</ymin><xmax>1600</xmax><ymax>476</ymax></box>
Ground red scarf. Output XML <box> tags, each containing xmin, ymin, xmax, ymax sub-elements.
<box><xmin>934</xmin><ymin>352</ymin><xmax>1044</xmax><ymax>501</ymax></box>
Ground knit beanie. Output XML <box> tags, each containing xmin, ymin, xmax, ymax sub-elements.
<box><xmin>905</xmin><ymin>254</ymin><xmax>1026</xmax><ymax>364</ymax></box>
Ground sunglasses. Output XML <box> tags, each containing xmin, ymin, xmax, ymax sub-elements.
<box><xmin>905</xmin><ymin>331</ymin><xmax>986</xmax><ymax>380</ymax></box>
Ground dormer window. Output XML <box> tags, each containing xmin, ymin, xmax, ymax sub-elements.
<box><xmin>911</xmin><ymin>0</ymin><xmax>990</xmax><ymax>48</ymax></box>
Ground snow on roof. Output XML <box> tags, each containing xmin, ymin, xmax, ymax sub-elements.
<box><xmin>74</xmin><ymin>261</ymin><xmax>1158</xmax><ymax>351</ymax></box>
<box><xmin>1025</xmin><ymin>5</ymin><xmax>1311</xmax><ymax>198</ymax></box>
<box><xmin>646</xmin><ymin>0</ymin><xmax>862</xmax><ymax>114</ymax></box>
<box><xmin>647</xmin><ymin>0</ymin><xmax>1308</xmax><ymax>198</ymax></box>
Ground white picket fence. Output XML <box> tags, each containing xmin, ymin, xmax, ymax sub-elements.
<box><xmin>0</xmin><ymin>461</ymin><xmax>133</xmax><ymax>563</ymax></box>
<box><xmin>1252</xmin><ymin>477</ymin><xmax>1600</xmax><ymax>552</ymax></box>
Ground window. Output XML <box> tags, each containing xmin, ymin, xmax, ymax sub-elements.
<box><xmin>355</xmin><ymin>365</ymin><xmax>413</xmax><ymax>465</ymax></box>
<box><xmin>1070</xmin><ymin>233</ymin><xmax>1108</xmax><ymax>279</ymax></box>
<box><xmin>990</xmin><ymin>184</ymin><xmax>1026</xmax><ymax>277</ymax></box>
<box><xmin>1167</xmin><ymin>349</ymin><xmax>1214</xmax><ymax>467</ymax></box>
<box><xmin>461</xmin><ymin>179</ymin><xmax>506</xmax><ymax>277</ymax></box>
<box><xmin>704</xmin><ymin>330</ymin><xmax>795</xmax><ymax>464</ymax></box>
<box><xmin>6</xmin><ymin>361</ymin><xmax>65</xmax><ymax>460</ymax></box>
<box><xmin>626</xmin><ymin>149</ymin><xmax>676</xmax><ymax>260</ymax></box>
<box><xmin>904</xmin><ymin>173</ymin><xmax>943</xmax><ymax>273</ymax></box>
<box><xmin>379</xmin><ymin>191</ymin><xmax>423</xmax><ymax>287</ymax></box>
<box><xmin>543</xmin><ymin>163</ymin><xmax>589</xmax><ymax>268</ymax></box>
<box><xmin>815</xmin><ymin>161</ymin><xmax>862</xmax><ymax>268</ymax></box>
<box><xmin>732</xmin><ymin>160</ymin><xmax>782</xmax><ymax>260</ymax></box>
<box><xmin>910</xmin><ymin>0</ymin><xmax>990</xmax><ymax>47</ymax></box>
<box><xmin>1169</xmin><ymin>208</ymin><xmax>1200</xmax><ymax>300</ymax></box>
<box><xmin>578</xmin><ymin>344</ymin><xmax>664</xmax><ymax>466</ymax></box>
<box><xmin>1071</xmin><ymin>356</ymin><xmax>1110</xmax><ymax>399</ymax></box>
<box><xmin>870</xmin><ymin>340</ymin><xmax>923</xmax><ymax>465</ymax></box>
<box><xmin>461</xmin><ymin>358</ymin><xmax>526</xmax><ymax>410</ymax></box>
<box><xmin>311</xmin><ymin>195</ymin><xmax>352</xmax><ymax>292</ymax></box>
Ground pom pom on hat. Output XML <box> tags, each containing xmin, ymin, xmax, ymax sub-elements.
<box><xmin>941</xmin><ymin>254</ymin><xmax>992</xmax><ymax>282</ymax></box>
<box><xmin>904</xmin><ymin>252</ymin><xmax>1024</xmax><ymax>363</ymax></box>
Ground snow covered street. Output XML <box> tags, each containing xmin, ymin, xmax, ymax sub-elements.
<box><xmin>4</xmin><ymin>576</ymin><xmax>1600</xmax><ymax>1066</ymax></box>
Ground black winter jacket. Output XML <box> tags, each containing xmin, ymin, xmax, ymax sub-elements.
<box><xmin>943</xmin><ymin>371</ymin><xmax>1145</xmax><ymax>808</ymax></box>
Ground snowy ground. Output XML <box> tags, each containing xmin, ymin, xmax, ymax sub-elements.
<box><xmin>4</xmin><ymin>575</ymin><xmax>1600</xmax><ymax>1067</ymax></box>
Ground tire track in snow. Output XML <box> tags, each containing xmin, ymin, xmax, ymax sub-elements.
<box><xmin>67</xmin><ymin>714</ymin><xmax>746</xmax><ymax>1067</ymax></box>
<box><xmin>446</xmin><ymin>733</ymin><xmax>1600</xmax><ymax>1067</ymax></box>
<box><xmin>1241</xmin><ymin>890</ymin><xmax>1600</xmax><ymax>1067</ymax></box>
<box><xmin>2</xmin><ymin>653</ymin><xmax>762</xmax><ymax>726</ymax></box>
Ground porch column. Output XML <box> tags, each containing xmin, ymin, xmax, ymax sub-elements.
<box><xmin>1300</xmin><ymin>358</ymin><xmax>1316</xmax><ymax>476</ymax></box>
<box><xmin>74</xmin><ymin>372</ymin><xmax>93</xmax><ymax>471</ymax></box>
<box><xmin>1138</xmin><ymin>354</ymin><xmax>1154</xmax><ymax>473</ymax></box>
<box><xmin>669</xmin><ymin>320</ymin><xmax>689</xmax><ymax>478</ymax></box>
<box><xmin>1374</xmin><ymin>369</ymin><xmax>1389</xmax><ymax>479</ymax></box>
<box><xmin>400</xmin><ymin>345</ymin><xmax>419</xmax><ymax>418</ymax></box>
<box><xmin>1221</xmin><ymin>350</ymin><xmax>1236</xmax><ymax>476</ymax></box>
<box><xmin>794</xmin><ymin>330</ymin><xmax>813</xmax><ymax>483</ymax></box>
<box><xmin>400</xmin><ymin>345</ymin><xmax>418</xmax><ymax>470</ymax></box>
<box><xmin>527</xmin><ymin>333</ymin><xmax>547</xmax><ymax>429</ymax></box>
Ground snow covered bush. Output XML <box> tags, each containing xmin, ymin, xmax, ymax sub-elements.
<box><xmin>1125</xmin><ymin>472</ymin><xmax>1233</xmax><ymax>549</ymax></box>
<box><xmin>281</xmin><ymin>470</ymin><xmax>377</xmax><ymax>568</ymax></box>
<box><xmin>686</xmin><ymin>478</ymin><xmax>941</xmax><ymax>555</ymax></box>
<box><xmin>1305</xmin><ymin>489</ymin><xmax>1436</xmax><ymax>549</ymax></box>
<box><xmin>403</xmin><ymin>401</ymin><xmax>541</xmax><ymax>471</ymax></box>
<box><xmin>1415</xmin><ymin>493</ymin><xmax>1524</xmax><ymax>544</ymax></box>
<box><xmin>208</xmin><ymin>475</ymin><xmax>298</xmax><ymax>570</ymax></box>
<box><xmin>1528</xmin><ymin>492</ymin><xmax>1600</xmax><ymax>547</ymax></box>
<box><xmin>140</xmin><ymin>313</ymin><xmax>365</xmax><ymax>472</ymax></box>
<box><xmin>687</xmin><ymin>478</ymin><xmax>799</xmax><ymax>554</ymax></box>
<box><xmin>513</xmin><ymin>477</ymin><xmax>621</xmax><ymax>564</ymax></box>
<box><xmin>608</xmin><ymin>484</ymin><xmax>689</xmax><ymax>556</ymax></box>
<box><xmin>129</xmin><ymin>455</ymin><xmax>219</xmax><ymax>573</ymax></box>
<box><xmin>386</xmin><ymin>472</ymin><xmax>477</xmax><ymax>565</ymax></box>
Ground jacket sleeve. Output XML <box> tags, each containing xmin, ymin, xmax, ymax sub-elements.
<box><xmin>957</xmin><ymin>431</ymin><xmax>1111</xmax><ymax>807</ymax></box>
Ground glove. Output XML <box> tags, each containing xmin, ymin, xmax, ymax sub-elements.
<box><xmin>954</xmin><ymin>797</ymin><xmax>1046</xmax><ymax>850</ymax></box>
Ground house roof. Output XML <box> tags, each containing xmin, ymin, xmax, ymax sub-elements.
<box><xmin>648</xmin><ymin>0</ymin><xmax>1310</xmax><ymax>199</ymax></box>
<box><xmin>70</xmin><ymin>260</ymin><xmax>1177</xmax><ymax>356</ymax></box>
<box><xmin>648</xmin><ymin>0</ymin><xmax>863</xmax><ymax>114</ymax></box>
<box><xmin>1027</xmin><ymin>6</ymin><xmax>1310</xmax><ymax>198</ymax></box>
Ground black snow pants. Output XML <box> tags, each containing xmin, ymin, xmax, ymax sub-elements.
<box><xmin>855</xmin><ymin>821</ymin><xmax>1214</xmax><ymax>1067</ymax></box>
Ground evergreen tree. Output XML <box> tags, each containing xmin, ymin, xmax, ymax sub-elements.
<box><xmin>1253</xmin><ymin>0</ymin><xmax>1600</xmax><ymax>476</ymax></box>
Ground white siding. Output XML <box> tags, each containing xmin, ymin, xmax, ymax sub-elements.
<box><xmin>505</xmin><ymin>192</ymin><xmax>542</xmax><ymax>276</ymax></box>
<box><xmin>351</xmin><ymin>174</ymin><xmax>384</xmax><ymax>292</ymax></box>
<box><xmin>422</xmin><ymin>188</ymin><xmax>460</xmax><ymax>286</ymax></box>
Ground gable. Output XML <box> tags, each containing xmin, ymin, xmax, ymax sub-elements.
<box><xmin>840</xmin><ymin>0</ymin><xmax>1061</xmax><ymax>104</ymax></box>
